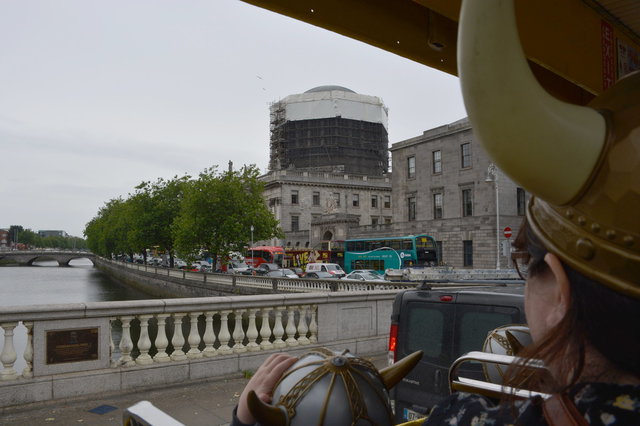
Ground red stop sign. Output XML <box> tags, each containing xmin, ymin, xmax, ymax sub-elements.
<box><xmin>503</xmin><ymin>227</ymin><xmax>512</xmax><ymax>238</ymax></box>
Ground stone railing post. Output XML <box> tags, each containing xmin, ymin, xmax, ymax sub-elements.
<box><xmin>170</xmin><ymin>313</ymin><xmax>187</xmax><ymax>361</ymax></box>
<box><xmin>259</xmin><ymin>308</ymin><xmax>273</xmax><ymax>350</ymax></box>
<box><xmin>136</xmin><ymin>315</ymin><xmax>153</xmax><ymax>365</ymax></box>
<box><xmin>285</xmin><ymin>306</ymin><xmax>298</xmax><ymax>346</ymax></box>
<box><xmin>273</xmin><ymin>307</ymin><xmax>286</xmax><ymax>348</ymax></box>
<box><xmin>309</xmin><ymin>305</ymin><xmax>318</xmax><ymax>343</ymax></box>
<box><xmin>297</xmin><ymin>306</ymin><xmax>310</xmax><ymax>345</ymax></box>
<box><xmin>232</xmin><ymin>310</ymin><xmax>246</xmax><ymax>353</ymax></box>
<box><xmin>217</xmin><ymin>310</ymin><xmax>233</xmax><ymax>355</ymax></box>
<box><xmin>0</xmin><ymin>322</ymin><xmax>19</xmax><ymax>381</ymax></box>
<box><xmin>154</xmin><ymin>314</ymin><xmax>171</xmax><ymax>363</ymax></box>
<box><xmin>118</xmin><ymin>316</ymin><xmax>136</xmax><ymax>367</ymax></box>
<box><xmin>246</xmin><ymin>309</ymin><xmax>260</xmax><ymax>351</ymax></box>
<box><xmin>187</xmin><ymin>312</ymin><xmax>203</xmax><ymax>359</ymax></box>
<box><xmin>109</xmin><ymin>318</ymin><xmax>117</xmax><ymax>367</ymax></box>
<box><xmin>22</xmin><ymin>321</ymin><xmax>34</xmax><ymax>378</ymax></box>
<box><xmin>202</xmin><ymin>311</ymin><xmax>217</xmax><ymax>357</ymax></box>
<box><xmin>272</xmin><ymin>279</ymin><xmax>278</xmax><ymax>292</ymax></box>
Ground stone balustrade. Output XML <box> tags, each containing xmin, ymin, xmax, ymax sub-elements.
<box><xmin>0</xmin><ymin>291</ymin><xmax>395</xmax><ymax>408</ymax></box>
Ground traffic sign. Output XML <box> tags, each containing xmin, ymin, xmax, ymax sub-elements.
<box><xmin>503</xmin><ymin>227</ymin><xmax>512</xmax><ymax>238</ymax></box>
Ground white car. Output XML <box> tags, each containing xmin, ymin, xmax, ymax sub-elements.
<box><xmin>342</xmin><ymin>271</ymin><xmax>389</xmax><ymax>282</ymax></box>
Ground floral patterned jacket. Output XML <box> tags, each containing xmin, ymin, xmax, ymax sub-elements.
<box><xmin>423</xmin><ymin>383</ymin><xmax>639</xmax><ymax>425</ymax></box>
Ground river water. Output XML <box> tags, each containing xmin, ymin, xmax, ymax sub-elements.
<box><xmin>0</xmin><ymin>258</ymin><xmax>160</xmax><ymax>373</ymax></box>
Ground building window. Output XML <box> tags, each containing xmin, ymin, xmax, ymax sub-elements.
<box><xmin>371</xmin><ymin>217</ymin><xmax>379</xmax><ymax>226</ymax></box>
<box><xmin>371</xmin><ymin>195</ymin><xmax>378</xmax><ymax>208</ymax></box>
<box><xmin>313</xmin><ymin>191</ymin><xmax>320</xmax><ymax>206</ymax></box>
<box><xmin>517</xmin><ymin>188</ymin><xmax>526</xmax><ymax>216</ymax></box>
<box><xmin>291</xmin><ymin>215</ymin><xmax>299</xmax><ymax>232</ymax></box>
<box><xmin>463</xmin><ymin>240</ymin><xmax>473</xmax><ymax>266</ymax></box>
<box><xmin>433</xmin><ymin>193</ymin><xmax>443</xmax><ymax>219</ymax></box>
<box><xmin>333</xmin><ymin>192</ymin><xmax>341</xmax><ymax>207</ymax></box>
<box><xmin>291</xmin><ymin>190</ymin><xmax>298</xmax><ymax>205</ymax></box>
<box><xmin>408</xmin><ymin>196</ymin><xmax>416</xmax><ymax>221</ymax></box>
<box><xmin>384</xmin><ymin>216</ymin><xmax>392</xmax><ymax>224</ymax></box>
<box><xmin>353</xmin><ymin>193</ymin><xmax>360</xmax><ymax>207</ymax></box>
<box><xmin>384</xmin><ymin>195</ymin><xmax>391</xmax><ymax>209</ymax></box>
<box><xmin>462</xmin><ymin>188</ymin><xmax>473</xmax><ymax>217</ymax></box>
<box><xmin>408</xmin><ymin>156</ymin><xmax>416</xmax><ymax>178</ymax></box>
<box><xmin>436</xmin><ymin>241</ymin><xmax>443</xmax><ymax>264</ymax></box>
<box><xmin>433</xmin><ymin>150</ymin><xmax>442</xmax><ymax>174</ymax></box>
<box><xmin>461</xmin><ymin>143</ymin><xmax>472</xmax><ymax>168</ymax></box>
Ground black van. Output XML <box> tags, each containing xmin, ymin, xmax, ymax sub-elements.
<box><xmin>388</xmin><ymin>282</ymin><xmax>526</xmax><ymax>423</ymax></box>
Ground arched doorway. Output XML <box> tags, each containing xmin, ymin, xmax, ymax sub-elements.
<box><xmin>321</xmin><ymin>230</ymin><xmax>333</xmax><ymax>250</ymax></box>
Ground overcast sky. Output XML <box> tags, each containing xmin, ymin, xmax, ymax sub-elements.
<box><xmin>0</xmin><ymin>0</ymin><xmax>467</xmax><ymax>238</ymax></box>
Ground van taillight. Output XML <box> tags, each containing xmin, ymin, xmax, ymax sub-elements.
<box><xmin>388</xmin><ymin>323</ymin><xmax>398</xmax><ymax>365</ymax></box>
<box><xmin>440</xmin><ymin>295</ymin><xmax>453</xmax><ymax>302</ymax></box>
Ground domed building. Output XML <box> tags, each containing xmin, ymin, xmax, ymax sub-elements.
<box><xmin>269</xmin><ymin>85</ymin><xmax>389</xmax><ymax>176</ymax></box>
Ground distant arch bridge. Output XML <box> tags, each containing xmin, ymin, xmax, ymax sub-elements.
<box><xmin>0</xmin><ymin>250</ymin><xmax>96</xmax><ymax>266</ymax></box>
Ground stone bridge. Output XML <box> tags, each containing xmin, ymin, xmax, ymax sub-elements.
<box><xmin>0</xmin><ymin>250</ymin><xmax>96</xmax><ymax>266</ymax></box>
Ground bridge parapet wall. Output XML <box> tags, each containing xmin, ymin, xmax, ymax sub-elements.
<box><xmin>0</xmin><ymin>291</ymin><xmax>395</xmax><ymax>410</ymax></box>
<box><xmin>0</xmin><ymin>251</ymin><xmax>96</xmax><ymax>266</ymax></box>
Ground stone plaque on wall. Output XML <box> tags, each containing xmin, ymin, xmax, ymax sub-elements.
<box><xmin>46</xmin><ymin>328</ymin><xmax>99</xmax><ymax>364</ymax></box>
<box><xmin>34</xmin><ymin>318</ymin><xmax>111</xmax><ymax>375</ymax></box>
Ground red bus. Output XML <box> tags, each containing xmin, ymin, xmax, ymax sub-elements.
<box><xmin>245</xmin><ymin>246</ymin><xmax>285</xmax><ymax>267</ymax></box>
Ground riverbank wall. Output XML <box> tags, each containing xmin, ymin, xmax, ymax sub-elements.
<box><xmin>94</xmin><ymin>258</ymin><xmax>274</xmax><ymax>298</ymax></box>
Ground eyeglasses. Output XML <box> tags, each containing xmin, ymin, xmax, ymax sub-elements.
<box><xmin>511</xmin><ymin>250</ymin><xmax>530</xmax><ymax>281</ymax></box>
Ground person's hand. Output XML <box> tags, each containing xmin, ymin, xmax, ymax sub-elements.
<box><xmin>237</xmin><ymin>352</ymin><xmax>298</xmax><ymax>424</ymax></box>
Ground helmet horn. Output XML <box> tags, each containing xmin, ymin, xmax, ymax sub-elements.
<box><xmin>247</xmin><ymin>390</ymin><xmax>288</xmax><ymax>426</ymax></box>
<box><xmin>457</xmin><ymin>0</ymin><xmax>607</xmax><ymax>205</ymax></box>
<box><xmin>379</xmin><ymin>350</ymin><xmax>423</xmax><ymax>389</ymax></box>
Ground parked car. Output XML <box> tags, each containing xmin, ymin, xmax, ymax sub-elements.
<box><xmin>304</xmin><ymin>262</ymin><xmax>346</xmax><ymax>278</ymax></box>
<box><xmin>305</xmin><ymin>271</ymin><xmax>337</xmax><ymax>279</ymax></box>
<box><xmin>228</xmin><ymin>261</ymin><xmax>250</xmax><ymax>274</ymax></box>
<box><xmin>342</xmin><ymin>271</ymin><xmax>389</xmax><ymax>282</ymax></box>
<box><xmin>389</xmin><ymin>282</ymin><xmax>526</xmax><ymax>423</ymax></box>
<box><xmin>254</xmin><ymin>263</ymin><xmax>280</xmax><ymax>275</ymax></box>
<box><xmin>265</xmin><ymin>269</ymin><xmax>299</xmax><ymax>278</ymax></box>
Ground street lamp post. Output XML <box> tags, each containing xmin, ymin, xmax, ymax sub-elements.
<box><xmin>250</xmin><ymin>225</ymin><xmax>254</xmax><ymax>266</ymax></box>
<box><xmin>485</xmin><ymin>164</ymin><xmax>500</xmax><ymax>270</ymax></box>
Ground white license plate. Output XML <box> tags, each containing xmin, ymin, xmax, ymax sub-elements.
<box><xmin>403</xmin><ymin>408</ymin><xmax>425</xmax><ymax>421</ymax></box>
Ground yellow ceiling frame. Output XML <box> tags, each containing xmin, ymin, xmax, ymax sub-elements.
<box><xmin>241</xmin><ymin>0</ymin><xmax>639</xmax><ymax>105</ymax></box>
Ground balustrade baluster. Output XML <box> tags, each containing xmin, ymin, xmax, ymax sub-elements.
<box><xmin>259</xmin><ymin>308</ymin><xmax>273</xmax><ymax>350</ymax></box>
<box><xmin>246</xmin><ymin>309</ymin><xmax>260</xmax><ymax>351</ymax></box>
<box><xmin>297</xmin><ymin>306</ymin><xmax>310</xmax><ymax>345</ymax></box>
<box><xmin>170</xmin><ymin>313</ymin><xmax>187</xmax><ymax>361</ymax></box>
<box><xmin>232</xmin><ymin>310</ymin><xmax>247</xmax><ymax>353</ymax></box>
<box><xmin>202</xmin><ymin>311</ymin><xmax>217</xmax><ymax>357</ymax></box>
<box><xmin>0</xmin><ymin>322</ymin><xmax>18</xmax><ymax>381</ymax></box>
<box><xmin>273</xmin><ymin>307</ymin><xmax>286</xmax><ymax>348</ymax></box>
<box><xmin>21</xmin><ymin>321</ymin><xmax>34</xmax><ymax>378</ymax></box>
<box><xmin>154</xmin><ymin>314</ymin><xmax>170</xmax><ymax>363</ymax></box>
<box><xmin>136</xmin><ymin>315</ymin><xmax>153</xmax><ymax>365</ymax></box>
<box><xmin>187</xmin><ymin>312</ymin><xmax>203</xmax><ymax>359</ymax></box>
<box><xmin>118</xmin><ymin>316</ymin><xmax>136</xmax><ymax>367</ymax></box>
<box><xmin>309</xmin><ymin>305</ymin><xmax>318</xmax><ymax>343</ymax></box>
<box><xmin>285</xmin><ymin>306</ymin><xmax>298</xmax><ymax>346</ymax></box>
<box><xmin>109</xmin><ymin>318</ymin><xmax>117</xmax><ymax>367</ymax></box>
<box><xmin>217</xmin><ymin>310</ymin><xmax>233</xmax><ymax>355</ymax></box>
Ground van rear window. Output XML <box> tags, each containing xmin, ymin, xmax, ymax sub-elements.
<box><xmin>456</xmin><ymin>306</ymin><xmax>520</xmax><ymax>358</ymax></box>
<box><xmin>406</xmin><ymin>307</ymin><xmax>445</xmax><ymax>360</ymax></box>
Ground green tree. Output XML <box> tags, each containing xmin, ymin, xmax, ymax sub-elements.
<box><xmin>173</xmin><ymin>165</ymin><xmax>282</xmax><ymax>266</ymax></box>
<box><xmin>84</xmin><ymin>198</ymin><xmax>133</xmax><ymax>258</ymax></box>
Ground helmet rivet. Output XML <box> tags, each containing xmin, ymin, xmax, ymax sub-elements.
<box><xmin>576</xmin><ymin>239</ymin><xmax>595</xmax><ymax>260</ymax></box>
<box><xmin>331</xmin><ymin>356</ymin><xmax>347</xmax><ymax>367</ymax></box>
<box><xmin>591</xmin><ymin>223</ymin><xmax>600</xmax><ymax>233</ymax></box>
<box><xmin>577</xmin><ymin>216</ymin><xmax>587</xmax><ymax>226</ymax></box>
<box><xmin>565</xmin><ymin>209</ymin><xmax>574</xmax><ymax>219</ymax></box>
<box><xmin>606</xmin><ymin>230</ymin><xmax>617</xmax><ymax>240</ymax></box>
<box><xmin>623</xmin><ymin>236</ymin><xmax>635</xmax><ymax>247</ymax></box>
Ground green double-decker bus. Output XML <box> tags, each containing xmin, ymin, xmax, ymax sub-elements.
<box><xmin>344</xmin><ymin>234</ymin><xmax>439</xmax><ymax>274</ymax></box>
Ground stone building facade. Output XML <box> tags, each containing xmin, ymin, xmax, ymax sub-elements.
<box><xmin>260</xmin><ymin>170</ymin><xmax>392</xmax><ymax>249</ymax></box>
<box><xmin>388</xmin><ymin>118</ymin><xmax>529</xmax><ymax>269</ymax></box>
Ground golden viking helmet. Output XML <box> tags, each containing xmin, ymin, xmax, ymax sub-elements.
<box><xmin>458</xmin><ymin>0</ymin><xmax>639</xmax><ymax>298</ymax></box>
